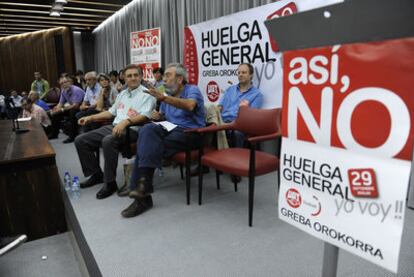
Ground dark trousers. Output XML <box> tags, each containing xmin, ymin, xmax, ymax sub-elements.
<box><xmin>227</xmin><ymin>130</ymin><xmax>246</xmax><ymax>148</ymax></box>
<box><xmin>74</xmin><ymin>125</ymin><xmax>138</xmax><ymax>184</ymax></box>
<box><xmin>129</xmin><ymin>123</ymin><xmax>199</xmax><ymax>189</ymax></box>
<box><xmin>50</xmin><ymin>108</ymin><xmax>79</xmax><ymax>139</ymax></box>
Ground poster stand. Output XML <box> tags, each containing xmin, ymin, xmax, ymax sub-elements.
<box><xmin>265</xmin><ymin>0</ymin><xmax>414</xmax><ymax>276</ymax></box>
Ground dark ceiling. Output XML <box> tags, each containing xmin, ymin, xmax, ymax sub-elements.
<box><xmin>0</xmin><ymin>0</ymin><xmax>131</xmax><ymax>37</ymax></box>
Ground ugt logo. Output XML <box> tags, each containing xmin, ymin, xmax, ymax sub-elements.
<box><xmin>286</xmin><ymin>188</ymin><xmax>302</xmax><ymax>208</ymax></box>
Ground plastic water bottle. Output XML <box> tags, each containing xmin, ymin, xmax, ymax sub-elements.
<box><xmin>72</xmin><ymin>176</ymin><xmax>81</xmax><ymax>200</ymax></box>
<box><xmin>64</xmin><ymin>172</ymin><xmax>71</xmax><ymax>192</ymax></box>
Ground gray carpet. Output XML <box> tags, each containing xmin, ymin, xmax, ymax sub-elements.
<box><xmin>0</xmin><ymin>233</ymin><xmax>82</xmax><ymax>277</ymax></box>
<box><xmin>51</xmin><ymin>136</ymin><xmax>414</xmax><ymax>277</ymax></box>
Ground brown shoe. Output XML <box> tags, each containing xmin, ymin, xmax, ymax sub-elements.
<box><xmin>128</xmin><ymin>178</ymin><xmax>153</xmax><ymax>199</ymax></box>
<box><xmin>121</xmin><ymin>196</ymin><xmax>153</xmax><ymax>218</ymax></box>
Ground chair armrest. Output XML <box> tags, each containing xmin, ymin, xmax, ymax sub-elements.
<box><xmin>247</xmin><ymin>131</ymin><xmax>281</xmax><ymax>144</ymax></box>
<box><xmin>185</xmin><ymin>122</ymin><xmax>234</xmax><ymax>134</ymax></box>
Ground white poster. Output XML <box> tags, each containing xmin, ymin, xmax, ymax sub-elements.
<box><xmin>183</xmin><ymin>0</ymin><xmax>342</xmax><ymax>108</ymax></box>
<box><xmin>279</xmin><ymin>38</ymin><xmax>414</xmax><ymax>272</ymax></box>
<box><xmin>130</xmin><ymin>27</ymin><xmax>161</xmax><ymax>81</ymax></box>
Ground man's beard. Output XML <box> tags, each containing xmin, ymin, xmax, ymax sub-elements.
<box><xmin>164</xmin><ymin>81</ymin><xmax>179</xmax><ymax>95</ymax></box>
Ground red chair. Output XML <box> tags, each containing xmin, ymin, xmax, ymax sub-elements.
<box><xmin>193</xmin><ymin>106</ymin><xmax>281</xmax><ymax>226</ymax></box>
<box><xmin>171</xmin><ymin>145</ymin><xmax>215</xmax><ymax>205</ymax></box>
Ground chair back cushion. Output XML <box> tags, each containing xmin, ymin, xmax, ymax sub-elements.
<box><xmin>234</xmin><ymin>106</ymin><xmax>281</xmax><ymax>137</ymax></box>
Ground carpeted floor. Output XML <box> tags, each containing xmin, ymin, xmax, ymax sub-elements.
<box><xmin>48</xmin><ymin>135</ymin><xmax>414</xmax><ymax>277</ymax></box>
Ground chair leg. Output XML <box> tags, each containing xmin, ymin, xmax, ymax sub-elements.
<box><xmin>179</xmin><ymin>165</ymin><xmax>184</xmax><ymax>180</ymax></box>
<box><xmin>215</xmin><ymin>170</ymin><xmax>220</xmax><ymax>190</ymax></box>
<box><xmin>198</xmin><ymin>164</ymin><xmax>204</xmax><ymax>205</ymax></box>
<box><xmin>248</xmin><ymin>176</ymin><xmax>255</xmax><ymax>227</ymax></box>
<box><xmin>234</xmin><ymin>182</ymin><xmax>238</xmax><ymax>192</ymax></box>
<box><xmin>185</xmin><ymin>164</ymin><xmax>191</xmax><ymax>206</ymax></box>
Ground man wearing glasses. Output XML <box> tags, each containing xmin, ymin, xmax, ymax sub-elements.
<box><xmin>48</xmin><ymin>76</ymin><xmax>85</xmax><ymax>143</ymax></box>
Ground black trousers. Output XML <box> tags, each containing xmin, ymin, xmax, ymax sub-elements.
<box><xmin>49</xmin><ymin>108</ymin><xmax>79</xmax><ymax>139</ymax></box>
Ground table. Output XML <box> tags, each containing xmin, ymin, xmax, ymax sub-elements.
<box><xmin>0</xmin><ymin>119</ymin><xmax>66</xmax><ymax>241</ymax></box>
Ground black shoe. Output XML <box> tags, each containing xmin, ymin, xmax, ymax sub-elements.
<box><xmin>63</xmin><ymin>137</ymin><xmax>74</xmax><ymax>144</ymax></box>
<box><xmin>96</xmin><ymin>181</ymin><xmax>117</xmax><ymax>199</ymax></box>
<box><xmin>128</xmin><ymin>178</ymin><xmax>153</xmax><ymax>199</ymax></box>
<box><xmin>117</xmin><ymin>184</ymin><xmax>131</xmax><ymax>197</ymax></box>
<box><xmin>121</xmin><ymin>196</ymin><xmax>153</xmax><ymax>218</ymax></box>
<box><xmin>80</xmin><ymin>171</ymin><xmax>103</xmax><ymax>188</ymax></box>
<box><xmin>231</xmin><ymin>175</ymin><xmax>241</xmax><ymax>183</ymax></box>
<box><xmin>190</xmin><ymin>165</ymin><xmax>210</xmax><ymax>177</ymax></box>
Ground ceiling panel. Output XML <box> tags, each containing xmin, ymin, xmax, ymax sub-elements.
<box><xmin>0</xmin><ymin>0</ymin><xmax>132</xmax><ymax>37</ymax></box>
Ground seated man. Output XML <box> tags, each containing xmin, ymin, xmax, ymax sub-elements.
<box><xmin>28</xmin><ymin>91</ymin><xmax>50</xmax><ymax>112</ymax></box>
<box><xmin>121</xmin><ymin>63</ymin><xmax>205</xmax><ymax>218</ymax></box>
<box><xmin>219</xmin><ymin>63</ymin><xmax>263</xmax><ymax>147</ymax></box>
<box><xmin>76</xmin><ymin>71</ymin><xmax>101</xmax><ymax>118</ymax></box>
<box><xmin>21</xmin><ymin>98</ymin><xmax>51</xmax><ymax>134</ymax></box>
<box><xmin>48</xmin><ymin>76</ymin><xmax>85</xmax><ymax>143</ymax></box>
<box><xmin>75</xmin><ymin>64</ymin><xmax>156</xmax><ymax>200</ymax></box>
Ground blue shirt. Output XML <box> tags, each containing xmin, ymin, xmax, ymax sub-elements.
<box><xmin>160</xmin><ymin>84</ymin><xmax>205</xmax><ymax>129</ymax></box>
<box><xmin>219</xmin><ymin>84</ymin><xmax>263</xmax><ymax>122</ymax></box>
<box><xmin>35</xmin><ymin>99</ymin><xmax>50</xmax><ymax>111</ymax></box>
<box><xmin>83</xmin><ymin>83</ymin><xmax>101</xmax><ymax>106</ymax></box>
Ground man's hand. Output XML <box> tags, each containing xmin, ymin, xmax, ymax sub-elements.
<box><xmin>239</xmin><ymin>99</ymin><xmax>250</xmax><ymax>107</ymax></box>
<box><xmin>78</xmin><ymin>116</ymin><xmax>92</xmax><ymax>126</ymax></box>
<box><xmin>151</xmin><ymin>110</ymin><xmax>162</xmax><ymax>121</ymax></box>
<box><xmin>51</xmin><ymin>105</ymin><xmax>63</xmax><ymax>116</ymax></box>
<box><xmin>116</xmin><ymin>83</ymin><xmax>123</xmax><ymax>92</ymax></box>
<box><xmin>80</xmin><ymin>104</ymin><xmax>89</xmax><ymax>111</ymax></box>
<box><xmin>112</xmin><ymin>119</ymin><xmax>129</xmax><ymax>137</ymax></box>
<box><xmin>148</xmin><ymin>87</ymin><xmax>166</xmax><ymax>102</ymax></box>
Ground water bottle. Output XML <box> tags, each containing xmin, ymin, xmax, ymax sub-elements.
<box><xmin>72</xmin><ymin>176</ymin><xmax>81</xmax><ymax>200</ymax></box>
<box><xmin>64</xmin><ymin>172</ymin><xmax>71</xmax><ymax>192</ymax></box>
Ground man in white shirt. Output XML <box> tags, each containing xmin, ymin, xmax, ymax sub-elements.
<box><xmin>75</xmin><ymin>64</ymin><xmax>156</xmax><ymax>199</ymax></box>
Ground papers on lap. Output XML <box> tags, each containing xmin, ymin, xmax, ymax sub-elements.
<box><xmin>153</xmin><ymin>121</ymin><xmax>177</xmax><ymax>132</ymax></box>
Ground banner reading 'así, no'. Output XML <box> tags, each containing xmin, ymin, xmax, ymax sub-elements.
<box><xmin>183</xmin><ymin>0</ymin><xmax>341</xmax><ymax>108</ymax></box>
<box><xmin>278</xmin><ymin>37</ymin><xmax>414</xmax><ymax>272</ymax></box>
<box><xmin>130</xmin><ymin>27</ymin><xmax>161</xmax><ymax>82</ymax></box>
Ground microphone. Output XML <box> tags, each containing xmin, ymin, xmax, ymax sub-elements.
<box><xmin>0</xmin><ymin>234</ymin><xmax>28</xmax><ymax>256</ymax></box>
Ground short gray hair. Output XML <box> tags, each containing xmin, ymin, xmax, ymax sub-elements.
<box><xmin>85</xmin><ymin>71</ymin><xmax>97</xmax><ymax>79</ymax></box>
<box><xmin>167</xmin><ymin>63</ymin><xmax>188</xmax><ymax>83</ymax></box>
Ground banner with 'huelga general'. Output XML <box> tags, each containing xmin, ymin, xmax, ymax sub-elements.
<box><xmin>278</xmin><ymin>37</ymin><xmax>414</xmax><ymax>273</ymax></box>
<box><xmin>183</xmin><ymin>0</ymin><xmax>342</xmax><ymax>109</ymax></box>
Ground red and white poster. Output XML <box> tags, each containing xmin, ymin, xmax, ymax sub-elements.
<box><xmin>278</xmin><ymin>37</ymin><xmax>414</xmax><ymax>272</ymax></box>
<box><xmin>183</xmin><ymin>0</ymin><xmax>342</xmax><ymax>108</ymax></box>
<box><xmin>130</xmin><ymin>27</ymin><xmax>161</xmax><ymax>82</ymax></box>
